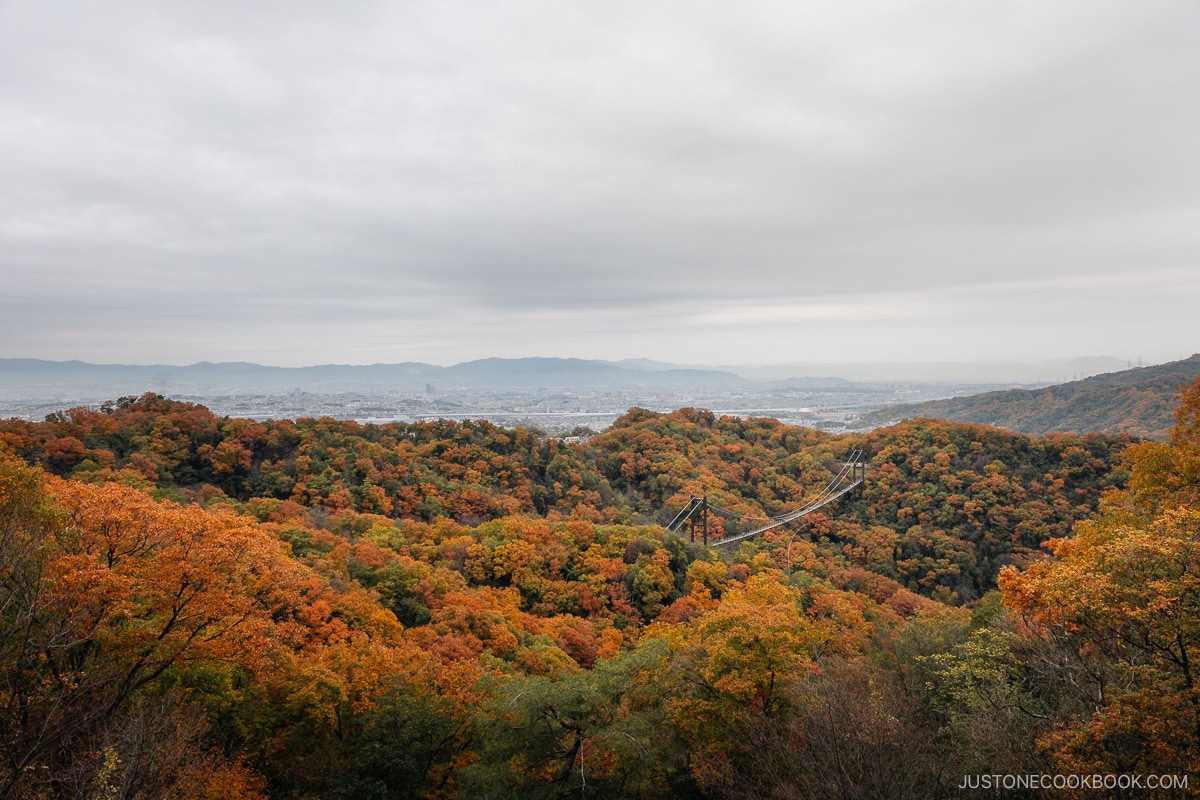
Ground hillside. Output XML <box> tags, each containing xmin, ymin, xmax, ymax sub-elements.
<box><xmin>6</xmin><ymin>388</ymin><xmax>1200</xmax><ymax>798</ymax></box>
<box><xmin>858</xmin><ymin>353</ymin><xmax>1200</xmax><ymax>438</ymax></box>
<box><xmin>0</xmin><ymin>395</ymin><xmax>1129</xmax><ymax>604</ymax></box>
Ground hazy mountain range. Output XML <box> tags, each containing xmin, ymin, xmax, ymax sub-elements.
<box><xmin>0</xmin><ymin>357</ymin><xmax>748</xmax><ymax>397</ymax></box>
<box><xmin>0</xmin><ymin>355</ymin><xmax>1134</xmax><ymax>400</ymax></box>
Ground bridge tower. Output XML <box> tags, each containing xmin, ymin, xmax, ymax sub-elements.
<box><xmin>665</xmin><ymin>449</ymin><xmax>867</xmax><ymax>548</ymax></box>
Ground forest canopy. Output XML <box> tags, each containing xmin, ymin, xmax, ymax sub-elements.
<box><xmin>1</xmin><ymin>381</ymin><xmax>1196</xmax><ymax>798</ymax></box>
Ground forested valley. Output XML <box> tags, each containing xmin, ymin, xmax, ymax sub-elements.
<box><xmin>2</xmin><ymin>381</ymin><xmax>1199</xmax><ymax>798</ymax></box>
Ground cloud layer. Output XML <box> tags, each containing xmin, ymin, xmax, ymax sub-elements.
<box><xmin>2</xmin><ymin>0</ymin><xmax>1198</xmax><ymax>366</ymax></box>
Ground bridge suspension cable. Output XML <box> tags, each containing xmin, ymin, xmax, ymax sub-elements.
<box><xmin>666</xmin><ymin>450</ymin><xmax>866</xmax><ymax>548</ymax></box>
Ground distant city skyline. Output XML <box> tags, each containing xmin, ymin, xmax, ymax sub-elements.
<box><xmin>2</xmin><ymin>1</ymin><xmax>1198</xmax><ymax>369</ymax></box>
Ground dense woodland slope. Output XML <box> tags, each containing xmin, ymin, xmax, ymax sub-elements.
<box><xmin>2</xmin><ymin>384</ymin><xmax>1199</xmax><ymax>798</ymax></box>
<box><xmin>860</xmin><ymin>353</ymin><xmax>1200</xmax><ymax>438</ymax></box>
<box><xmin>0</xmin><ymin>397</ymin><xmax>1126</xmax><ymax>604</ymax></box>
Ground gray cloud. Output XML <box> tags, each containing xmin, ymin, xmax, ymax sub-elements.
<box><xmin>1</xmin><ymin>0</ymin><xmax>1198</xmax><ymax>367</ymax></box>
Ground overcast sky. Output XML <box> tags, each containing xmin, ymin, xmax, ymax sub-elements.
<box><xmin>2</xmin><ymin>0</ymin><xmax>1198</xmax><ymax>369</ymax></box>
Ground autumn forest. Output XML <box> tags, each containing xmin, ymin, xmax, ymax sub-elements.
<box><xmin>3</xmin><ymin>381</ymin><xmax>1200</xmax><ymax>798</ymax></box>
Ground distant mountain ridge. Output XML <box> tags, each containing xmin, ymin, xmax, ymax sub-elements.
<box><xmin>0</xmin><ymin>356</ymin><xmax>745</xmax><ymax>397</ymax></box>
<box><xmin>859</xmin><ymin>354</ymin><xmax>1200</xmax><ymax>439</ymax></box>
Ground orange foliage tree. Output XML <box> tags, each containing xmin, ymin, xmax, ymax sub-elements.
<box><xmin>0</xmin><ymin>453</ymin><xmax>285</xmax><ymax>797</ymax></box>
<box><xmin>1001</xmin><ymin>378</ymin><xmax>1200</xmax><ymax>775</ymax></box>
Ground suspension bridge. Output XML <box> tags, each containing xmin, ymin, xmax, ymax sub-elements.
<box><xmin>664</xmin><ymin>450</ymin><xmax>867</xmax><ymax>548</ymax></box>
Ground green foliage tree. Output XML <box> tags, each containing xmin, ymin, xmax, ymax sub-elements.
<box><xmin>458</xmin><ymin>640</ymin><xmax>696</xmax><ymax>799</ymax></box>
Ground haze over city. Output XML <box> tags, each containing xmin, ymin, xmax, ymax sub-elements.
<box><xmin>2</xmin><ymin>1</ymin><xmax>1198</xmax><ymax>369</ymax></box>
